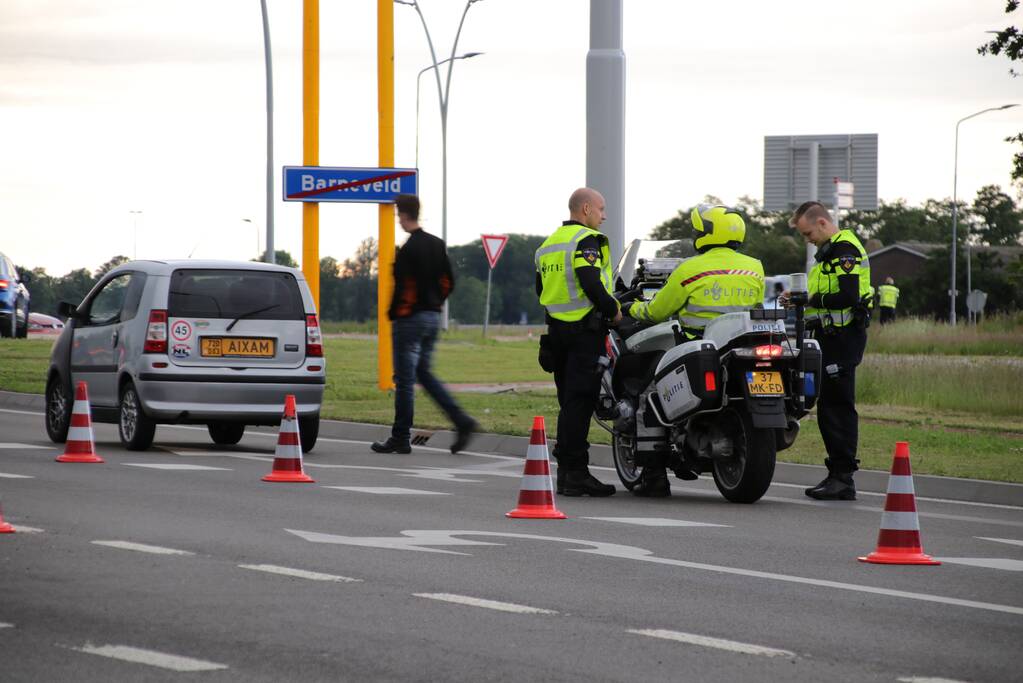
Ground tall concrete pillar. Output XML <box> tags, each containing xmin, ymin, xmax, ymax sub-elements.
<box><xmin>587</xmin><ymin>0</ymin><xmax>626</xmax><ymax>266</ymax></box>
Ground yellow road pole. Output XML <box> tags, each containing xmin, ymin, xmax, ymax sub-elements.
<box><xmin>377</xmin><ymin>0</ymin><xmax>395</xmax><ymax>390</ymax></box>
<box><xmin>302</xmin><ymin>0</ymin><xmax>320</xmax><ymax>311</ymax></box>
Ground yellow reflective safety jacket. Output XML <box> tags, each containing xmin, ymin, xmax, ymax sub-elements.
<box><xmin>878</xmin><ymin>284</ymin><xmax>899</xmax><ymax>309</ymax></box>
<box><xmin>628</xmin><ymin>247</ymin><xmax>765</xmax><ymax>338</ymax></box>
<box><xmin>535</xmin><ymin>223</ymin><xmax>614</xmax><ymax>322</ymax></box>
<box><xmin>806</xmin><ymin>229</ymin><xmax>872</xmax><ymax>329</ymax></box>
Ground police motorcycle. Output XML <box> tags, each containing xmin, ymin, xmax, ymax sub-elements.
<box><xmin>594</xmin><ymin>240</ymin><xmax>822</xmax><ymax>504</ymax></box>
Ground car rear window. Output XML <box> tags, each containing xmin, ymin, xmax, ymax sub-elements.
<box><xmin>168</xmin><ymin>269</ymin><xmax>305</xmax><ymax>320</ymax></box>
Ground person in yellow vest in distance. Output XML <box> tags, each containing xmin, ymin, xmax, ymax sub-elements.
<box><xmin>623</xmin><ymin>204</ymin><xmax>765</xmax><ymax>496</ymax></box>
<box><xmin>535</xmin><ymin>187</ymin><xmax>621</xmax><ymax>498</ymax></box>
<box><xmin>781</xmin><ymin>201</ymin><xmax>871</xmax><ymax>501</ymax></box>
<box><xmin>877</xmin><ymin>276</ymin><xmax>900</xmax><ymax>325</ymax></box>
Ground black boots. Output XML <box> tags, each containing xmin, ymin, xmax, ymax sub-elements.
<box><xmin>371</xmin><ymin>438</ymin><xmax>411</xmax><ymax>454</ymax></box>
<box><xmin>632</xmin><ymin>468</ymin><xmax>671</xmax><ymax>497</ymax></box>
<box><xmin>560</xmin><ymin>469</ymin><xmax>616</xmax><ymax>497</ymax></box>
<box><xmin>805</xmin><ymin>472</ymin><xmax>856</xmax><ymax>500</ymax></box>
<box><xmin>450</xmin><ymin>419</ymin><xmax>479</xmax><ymax>454</ymax></box>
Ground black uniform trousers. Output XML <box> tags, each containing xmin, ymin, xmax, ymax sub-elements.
<box><xmin>879</xmin><ymin>307</ymin><xmax>895</xmax><ymax>325</ymax></box>
<box><xmin>547</xmin><ymin>319</ymin><xmax>605</xmax><ymax>473</ymax></box>
<box><xmin>814</xmin><ymin>325</ymin><xmax>867</xmax><ymax>475</ymax></box>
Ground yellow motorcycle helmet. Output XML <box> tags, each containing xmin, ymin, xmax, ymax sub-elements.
<box><xmin>691</xmin><ymin>204</ymin><xmax>746</xmax><ymax>251</ymax></box>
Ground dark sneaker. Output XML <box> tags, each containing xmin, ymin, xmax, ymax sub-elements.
<box><xmin>804</xmin><ymin>475</ymin><xmax>831</xmax><ymax>497</ymax></box>
<box><xmin>805</xmin><ymin>474</ymin><xmax>856</xmax><ymax>501</ymax></box>
<box><xmin>632</xmin><ymin>468</ymin><xmax>671</xmax><ymax>497</ymax></box>
<box><xmin>450</xmin><ymin>419</ymin><xmax>479</xmax><ymax>454</ymax></box>
<box><xmin>371</xmin><ymin>438</ymin><xmax>411</xmax><ymax>454</ymax></box>
<box><xmin>561</xmin><ymin>470</ymin><xmax>616</xmax><ymax>497</ymax></box>
<box><xmin>556</xmin><ymin>468</ymin><xmax>565</xmax><ymax>495</ymax></box>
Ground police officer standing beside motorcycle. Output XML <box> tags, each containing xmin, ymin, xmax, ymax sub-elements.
<box><xmin>624</xmin><ymin>204</ymin><xmax>765</xmax><ymax>496</ymax></box>
<box><xmin>785</xmin><ymin>201</ymin><xmax>871</xmax><ymax>500</ymax></box>
<box><xmin>535</xmin><ymin>187</ymin><xmax>621</xmax><ymax>497</ymax></box>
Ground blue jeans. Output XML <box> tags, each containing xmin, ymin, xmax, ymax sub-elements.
<box><xmin>391</xmin><ymin>310</ymin><xmax>470</xmax><ymax>442</ymax></box>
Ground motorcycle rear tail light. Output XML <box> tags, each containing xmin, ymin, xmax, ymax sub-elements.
<box><xmin>306</xmin><ymin>314</ymin><xmax>323</xmax><ymax>357</ymax></box>
<box><xmin>754</xmin><ymin>344</ymin><xmax>784</xmax><ymax>359</ymax></box>
<box><xmin>0</xmin><ymin>279</ymin><xmax>7</xmax><ymax>290</ymax></box>
<box><xmin>143</xmin><ymin>309</ymin><xmax>168</xmax><ymax>353</ymax></box>
<box><xmin>704</xmin><ymin>370</ymin><xmax>717</xmax><ymax>393</ymax></box>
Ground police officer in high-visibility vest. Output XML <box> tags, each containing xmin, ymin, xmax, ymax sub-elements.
<box><xmin>624</xmin><ymin>204</ymin><xmax>765</xmax><ymax>496</ymax></box>
<box><xmin>535</xmin><ymin>187</ymin><xmax>620</xmax><ymax>497</ymax></box>
<box><xmin>786</xmin><ymin>201</ymin><xmax>871</xmax><ymax>500</ymax></box>
<box><xmin>877</xmin><ymin>276</ymin><xmax>900</xmax><ymax>325</ymax></box>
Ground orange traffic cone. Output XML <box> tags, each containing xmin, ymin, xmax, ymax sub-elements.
<box><xmin>56</xmin><ymin>382</ymin><xmax>104</xmax><ymax>463</ymax></box>
<box><xmin>262</xmin><ymin>395</ymin><xmax>314</xmax><ymax>483</ymax></box>
<box><xmin>0</xmin><ymin>497</ymin><xmax>15</xmax><ymax>533</ymax></box>
<box><xmin>858</xmin><ymin>442</ymin><xmax>940</xmax><ymax>565</ymax></box>
<box><xmin>506</xmin><ymin>416</ymin><xmax>566</xmax><ymax>519</ymax></box>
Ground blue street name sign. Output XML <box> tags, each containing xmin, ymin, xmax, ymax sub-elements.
<box><xmin>282</xmin><ymin>166</ymin><xmax>418</xmax><ymax>204</ymax></box>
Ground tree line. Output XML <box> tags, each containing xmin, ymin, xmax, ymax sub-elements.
<box><xmin>17</xmin><ymin>185</ymin><xmax>1023</xmax><ymax>323</ymax></box>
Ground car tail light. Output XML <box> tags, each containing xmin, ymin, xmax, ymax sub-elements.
<box><xmin>0</xmin><ymin>279</ymin><xmax>8</xmax><ymax>290</ymax></box>
<box><xmin>754</xmin><ymin>344</ymin><xmax>784</xmax><ymax>359</ymax></box>
<box><xmin>306</xmin><ymin>314</ymin><xmax>323</xmax><ymax>357</ymax></box>
<box><xmin>704</xmin><ymin>370</ymin><xmax>717</xmax><ymax>392</ymax></box>
<box><xmin>144</xmin><ymin>309</ymin><xmax>168</xmax><ymax>353</ymax></box>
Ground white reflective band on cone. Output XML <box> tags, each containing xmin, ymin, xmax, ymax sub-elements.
<box><xmin>67</xmin><ymin>426</ymin><xmax>94</xmax><ymax>442</ymax></box>
<box><xmin>880</xmin><ymin>511</ymin><xmax>921</xmax><ymax>531</ymax></box>
<box><xmin>886</xmin><ymin>475</ymin><xmax>916</xmax><ymax>495</ymax></box>
<box><xmin>517</xmin><ymin>475</ymin><xmax>554</xmax><ymax>491</ymax></box>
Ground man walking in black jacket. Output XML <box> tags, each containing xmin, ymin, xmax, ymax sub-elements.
<box><xmin>372</xmin><ymin>194</ymin><xmax>478</xmax><ymax>455</ymax></box>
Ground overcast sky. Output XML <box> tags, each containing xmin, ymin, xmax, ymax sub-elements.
<box><xmin>1</xmin><ymin>0</ymin><xmax>1020</xmax><ymax>276</ymax></box>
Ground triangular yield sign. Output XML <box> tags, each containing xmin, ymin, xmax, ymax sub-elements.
<box><xmin>481</xmin><ymin>234</ymin><xmax>509</xmax><ymax>269</ymax></box>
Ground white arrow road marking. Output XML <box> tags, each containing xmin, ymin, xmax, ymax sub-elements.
<box><xmin>91</xmin><ymin>541</ymin><xmax>194</xmax><ymax>556</ymax></box>
<box><xmin>583</xmin><ymin>517</ymin><xmax>731</xmax><ymax>528</ymax></box>
<box><xmin>73</xmin><ymin>645</ymin><xmax>227</xmax><ymax>672</ymax></box>
<box><xmin>0</xmin><ymin>622</ymin><xmax>13</xmax><ymax>628</ymax></box>
<box><xmin>628</xmin><ymin>629</ymin><xmax>796</xmax><ymax>658</ymax></box>
<box><xmin>322</xmin><ymin>486</ymin><xmax>450</xmax><ymax>496</ymax></box>
<box><xmin>12</xmin><ymin>525</ymin><xmax>43</xmax><ymax>533</ymax></box>
<box><xmin>238</xmin><ymin>564</ymin><xmax>361</xmax><ymax>583</ymax></box>
<box><xmin>937</xmin><ymin>558</ymin><xmax>1023</xmax><ymax>571</ymax></box>
<box><xmin>977</xmin><ymin>537</ymin><xmax>1023</xmax><ymax>548</ymax></box>
<box><xmin>0</xmin><ymin>443</ymin><xmax>50</xmax><ymax>449</ymax></box>
<box><xmin>0</xmin><ymin>472</ymin><xmax>33</xmax><ymax>478</ymax></box>
<box><xmin>287</xmin><ymin>529</ymin><xmax>1023</xmax><ymax>616</ymax></box>
<box><xmin>123</xmin><ymin>463</ymin><xmax>232</xmax><ymax>471</ymax></box>
<box><xmin>414</xmin><ymin>593</ymin><xmax>558</xmax><ymax>615</ymax></box>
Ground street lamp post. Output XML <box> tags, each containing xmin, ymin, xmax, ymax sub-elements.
<box><xmin>416</xmin><ymin>52</ymin><xmax>482</xmax><ymax>169</ymax></box>
<box><xmin>129</xmin><ymin>210</ymin><xmax>143</xmax><ymax>260</ymax></box>
<box><xmin>951</xmin><ymin>103</ymin><xmax>1018</xmax><ymax>326</ymax></box>
<box><xmin>396</xmin><ymin>0</ymin><xmax>485</xmax><ymax>329</ymax></box>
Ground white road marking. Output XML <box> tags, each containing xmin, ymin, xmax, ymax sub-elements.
<box><xmin>977</xmin><ymin>536</ymin><xmax>1023</xmax><ymax>548</ymax></box>
<box><xmin>0</xmin><ymin>472</ymin><xmax>33</xmax><ymax>478</ymax></box>
<box><xmin>0</xmin><ymin>622</ymin><xmax>12</xmax><ymax>628</ymax></box>
<box><xmin>322</xmin><ymin>486</ymin><xmax>450</xmax><ymax>495</ymax></box>
<box><xmin>91</xmin><ymin>541</ymin><xmax>194</xmax><ymax>556</ymax></box>
<box><xmin>768</xmin><ymin>480</ymin><xmax>1023</xmax><ymax>511</ymax></box>
<box><xmin>937</xmin><ymin>558</ymin><xmax>1023</xmax><ymax>571</ymax></box>
<box><xmin>238</xmin><ymin>564</ymin><xmax>361</xmax><ymax>583</ymax></box>
<box><xmin>74</xmin><ymin>644</ymin><xmax>227</xmax><ymax>672</ymax></box>
<box><xmin>12</xmin><ymin>525</ymin><xmax>44</xmax><ymax>533</ymax></box>
<box><xmin>290</xmin><ymin>528</ymin><xmax>1023</xmax><ymax>616</ymax></box>
<box><xmin>628</xmin><ymin>628</ymin><xmax>796</xmax><ymax>658</ymax></box>
<box><xmin>123</xmin><ymin>463</ymin><xmax>232</xmax><ymax>471</ymax></box>
<box><xmin>898</xmin><ymin>677</ymin><xmax>971</xmax><ymax>683</ymax></box>
<box><xmin>414</xmin><ymin>593</ymin><xmax>558</xmax><ymax>615</ymax></box>
<box><xmin>583</xmin><ymin>517</ymin><xmax>731</xmax><ymax>528</ymax></box>
<box><xmin>0</xmin><ymin>443</ymin><xmax>50</xmax><ymax>449</ymax></box>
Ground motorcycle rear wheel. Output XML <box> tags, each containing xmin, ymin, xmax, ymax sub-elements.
<box><xmin>611</xmin><ymin>432</ymin><xmax>643</xmax><ymax>491</ymax></box>
<box><xmin>711</xmin><ymin>407</ymin><xmax>776</xmax><ymax>504</ymax></box>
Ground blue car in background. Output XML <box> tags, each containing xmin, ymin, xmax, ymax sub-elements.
<box><xmin>0</xmin><ymin>252</ymin><xmax>30</xmax><ymax>338</ymax></box>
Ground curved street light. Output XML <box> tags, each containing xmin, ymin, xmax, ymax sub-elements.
<box><xmin>396</xmin><ymin>0</ymin><xmax>485</xmax><ymax>328</ymax></box>
<box><xmin>950</xmin><ymin>103</ymin><xmax>1018</xmax><ymax>325</ymax></box>
<box><xmin>416</xmin><ymin>52</ymin><xmax>483</xmax><ymax>169</ymax></box>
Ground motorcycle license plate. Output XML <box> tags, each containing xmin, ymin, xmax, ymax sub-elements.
<box><xmin>746</xmin><ymin>370</ymin><xmax>784</xmax><ymax>396</ymax></box>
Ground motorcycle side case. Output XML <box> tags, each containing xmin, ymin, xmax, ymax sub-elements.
<box><xmin>653</xmin><ymin>340</ymin><xmax>722</xmax><ymax>422</ymax></box>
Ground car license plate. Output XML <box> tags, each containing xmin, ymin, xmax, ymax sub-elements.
<box><xmin>200</xmin><ymin>337</ymin><xmax>275</xmax><ymax>358</ymax></box>
<box><xmin>746</xmin><ymin>370</ymin><xmax>784</xmax><ymax>396</ymax></box>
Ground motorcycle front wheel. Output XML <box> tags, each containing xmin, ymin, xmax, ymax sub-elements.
<box><xmin>611</xmin><ymin>431</ymin><xmax>643</xmax><ymax>491</ymax></box>
<box><xmin>711</xmin><ymin>407</ymin><xmax>776</xmax><ymax>504</ymax></box>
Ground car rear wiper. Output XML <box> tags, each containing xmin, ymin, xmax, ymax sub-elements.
<box><xmin>226</xmin><ymin>304</ymin><xmax>280</xmax><ymax>332</ymax></box>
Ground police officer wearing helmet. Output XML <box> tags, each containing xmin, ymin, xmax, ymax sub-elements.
<box><xmin>535</xmin><ymin>187</ymin><xmax>621</xmax><ymax>497</ymax></box>
<box><xmin>786</xmin><ymin>201</ymin><xmax>871</xmax><ymax>500</ymax></box>
<box><xmin>624</xmin><ymin>204</ymin><xmax>765</xmax><ymax>496</ymax></box>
